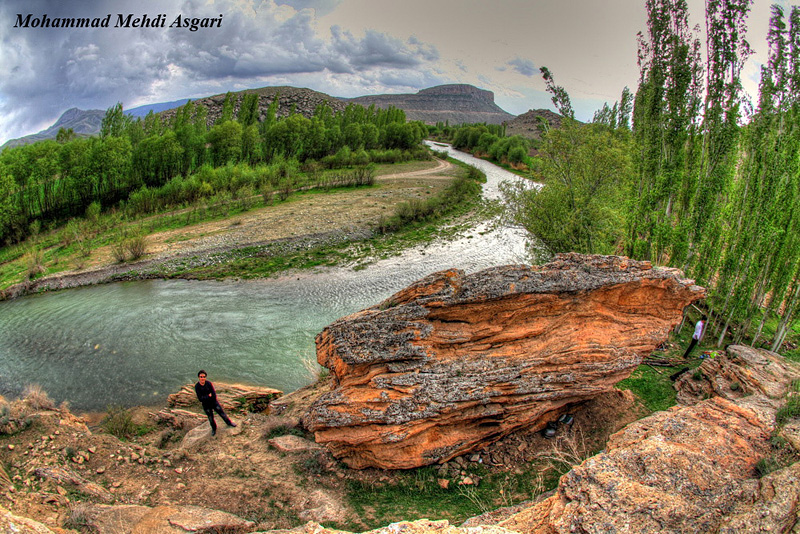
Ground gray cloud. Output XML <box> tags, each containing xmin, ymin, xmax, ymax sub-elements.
<box><xmin>0</xmin><ymin>0</ymin><xmax>442</xmax><ymax>143</ymax></box>
<box><xmin>507</xmin><ymin>57</ymin><xmax>537</xmax><ymax>77</ymax></box>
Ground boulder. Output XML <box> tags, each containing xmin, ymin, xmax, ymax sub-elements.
<box><xmin>499</xmin><ymin>345</ymin><xmax>800</xmax><ymax>534</ymax></box>
<box><xmin>268</xmin><ymin>434</ymin><xmax>322</xmax><ymax>453</ymax></box>
<box><xmin>0</xmin><ymin>506</ymin><xmax>55</xmax><ymax>534</ymax></box>
<box><xmin>306</xmin><ymin>254</ymin><xmax>705</xmax><ymax>469</ymax></box>
<box><xmin>676</xmin><ymin>344</ymin><xmax>800</xmax><ymax>407</ymax></box>
<box><xmin>500</xmin><ymin>396</ymin><xmax>773</xmax><ymax>533</ymax></box>
<box><xmin>80</xmin><ymin>503</ymin><xmax>254</xmax><ymax>534</ymax></box>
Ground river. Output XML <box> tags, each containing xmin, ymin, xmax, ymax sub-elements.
<box><xmin>0</xmin><ymin>143</ymin><xmax>533</xmax><ymax>411</ymax></box>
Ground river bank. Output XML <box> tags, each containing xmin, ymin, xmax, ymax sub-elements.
<box><xmin>0</xmin><ymin>156</ymin><xmax>477</xmax><ymax>300</ymax></box>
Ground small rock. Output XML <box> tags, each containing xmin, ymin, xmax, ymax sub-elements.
<box><xmin>88</xmin><ymin>447</ymin><xmax>97</xmax><ymax>454</ymax></box>
<box><xmin>96</xmin><ymin>467</ymin><xmax>106</xmax><ymax>474</ymax></box>
<box><xmin>56</xmin><ymin>486</ymin><xmax>67</xmax><ymax>496</ymax></box>
<box><xmin>130</xmin><ymin>453</ymin><xmax>140</xmax><ymax>461</ymax></box>
<box><xmin>469</xmin><ymin>454</ymin><xmax>481</xmax><ymax>462</ymax></box>
<box><xmin>437</xmin><ymin>478</ymin><xmax>450</xmax><ymax>489</ymax></box>
<box><xmin>459</xmin><ymin>477</ymin><xmax>475</xmax><ymax>486</ymax></box>
<box><xmin>175</xmin><ymin>467</ymin><xmax>184</xmax><ymax>474</ymax></box>
<box><xmin>7</xmin><ymin>444</ymin><xmax>14</xmax><ymax>451</ymax></box>
<box><xmin>112</xmin><ymin>481</ymin><xmax>122</xmax><ymax>488</ymax></box>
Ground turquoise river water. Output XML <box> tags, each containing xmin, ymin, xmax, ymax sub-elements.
<box><xmin>0</xmin><ymin>144</ymin><xmax>533</xmax><ymax>411</ymax></box>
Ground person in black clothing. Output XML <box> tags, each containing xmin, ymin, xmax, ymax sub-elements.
<box><xmin>194</xmin><ymin>370</ymin><xmax>236</xmax><ymax>436</ymax></box>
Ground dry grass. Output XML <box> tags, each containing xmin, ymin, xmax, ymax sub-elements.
<box><xmin>22</xmin><ymin>383</ymin><xmax>56</xmax><ymax>411</ymax></box>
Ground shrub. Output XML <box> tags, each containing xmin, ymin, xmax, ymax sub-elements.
<box><xmin>63</xmin><ymin>503</ymin><xmax>96</xmax><ymax>532</ymax></box>
<box><xmin>124</xmin><ymin>232</ymin><xmax>147</xmax><ymax>260</ymax></box>
<box><xmin>25</xmin><ymin>246</ymin><xmax>46</xmax><ymax>280</ymax></box>
<box><xmin>22</xmin><ymin>383</ymin><xmax>56</xmax><ymax>410</ymax></box>
<box><xmin>776</xmin><ymin>394</ymin><xmax>800</xmax><ymax>426</ymax></box>
<box><xmin>101</xmin><ymin>405</ymin><xmax>138</xmax><ymax>439</ymax></box>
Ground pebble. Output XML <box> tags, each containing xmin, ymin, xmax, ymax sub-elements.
<box><xmin>96</xmin><ymin>467</ymin><xmax>106</xmax><ymax>474</ymax></box>
<box><xmin>6</xmin><ymin>444</ymin><xmax>14</xmax><ymax>451</ymax></box>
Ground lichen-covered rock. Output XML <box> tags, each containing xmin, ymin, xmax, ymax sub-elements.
<box><xmin>500</xmin><ymin>396</ymin><xmax>773</xmax><ymax>533</ymax></box>
<box><xmin>0</xmin><ymin>506</ymin><xmax>55</xmax><ymax>534</ymax></box>
<box><xmin>499</xmin><ymin>345</ymin><xmax>800</xmax><ymax>534</ymax></box>
<box><xmin>306</xmin><ymin>254</ymin><xmax>705</xmax><ymax>469</ymax></box>
<box><xmin>676</xmin><ymin>344</ymin><xmax>800</xmax><ymax>407</ymax></box>
<box><xmin>80</xmin><ymin>504</ymin><xmax>254</xmax><ymax>534</ymax></box>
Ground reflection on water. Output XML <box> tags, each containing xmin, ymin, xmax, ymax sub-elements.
<box><xmin>0</xmin><ymin>144</ymin><xmax>531</xmax><ymax>411</ymax></box>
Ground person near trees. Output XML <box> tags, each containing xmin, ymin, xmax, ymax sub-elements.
<box><xmin>683</xmin><ymin>315</ymin><xmax>707</xmax><ymax>359</ymax></box>
<box><xmin>194</xmin><ymin>370</ymin><xmax>236</xmax><ymax>436</ymax></box>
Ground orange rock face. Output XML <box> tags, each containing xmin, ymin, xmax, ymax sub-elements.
<box><xmin>305</xmin><ymin>254</ymin><xmax>705</xmax><ymax>469</ymax></box>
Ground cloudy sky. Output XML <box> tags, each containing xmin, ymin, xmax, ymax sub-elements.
<box><xmin>0</xmin><ymin>0</ymin><xmax>787</xmax><ymax>145</ymax></box>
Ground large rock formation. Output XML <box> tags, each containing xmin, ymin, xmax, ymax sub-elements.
<box><xmin>675</xmin><ymin>344</ymin><xmax>800</xmax><ymax>406</ymax></box>
<box><xmin>345</xmin><ymin>84</ymin><xmax>515</xmax><ymax>125</ymax></box>
<box><xmin>499</xmin><ymin>345</ymin><xmax>800</xmax><ymax>533</ymax></box>
<box><xmin>305</xmin><ymin>254</ymin><xmax>705</xmax><ymax>469</ymax></box>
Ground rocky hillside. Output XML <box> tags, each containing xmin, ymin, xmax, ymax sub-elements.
<box><xmin>344</xmin><ymin>84</ymin><xmax>515</xmax><ymax>125</ymax></box>
<box><xmin>502</xmin><ymin>109</ymin><xmax>567</xmax><ymax>141</ymax></box>
<box><xmin>158</xmin><ymin>86</ymin><xmax>348</xmax><ymax>127</ymax></box>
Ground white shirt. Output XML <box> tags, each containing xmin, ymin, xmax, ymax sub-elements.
<box><xmin>693</xmin><ymin>320</ymin><xmax>705</xmax><ymax>340</ymax></box>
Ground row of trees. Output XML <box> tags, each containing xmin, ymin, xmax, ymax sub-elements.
<box><xmin>430</xmin><ymin>123</ymin><xmax>533</xmax><ymax>167</ymax></box>
<box><xmin>0</xmin><ymin>96</ymin><xmax>429</xmax><ymax>244</ymax></box>
<box><xmin>504</xmin><ymin>1</ymin><xmax>800</xmax><ymax>350</ymax></box>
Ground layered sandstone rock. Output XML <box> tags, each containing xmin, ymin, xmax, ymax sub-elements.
<box><xmin>499</xmin><ymin>345</ymin><xmax>800</xmax><ymax>534</ymax></box>
<box><xmin>306</xmin><ymin>254</ymin><xmax>705</xmax><ymax>469</ymax></box>
<box><xmin>675</xmin><ymin>344</ymin><xmax>800</xmax><ymax>407</ymax></box>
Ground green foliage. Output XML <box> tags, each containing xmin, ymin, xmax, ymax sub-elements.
<box><xmin>502</xmin><ymin>121</ymin><xmax>633</xmax><ymax>261</ymax></box>
<box><xmin>264</xmin><ymin>425</ymin><xmax>306</xmax><ymax>440</ymax></box>
<box><xmin>101</xmin><ymin>405</ymin><xmax>151</xmax><ymax>439</ymax></box>
<box><xmin>776</xmin><ymin>393</ymin><xmax>800</xmax><ymax>426</ymax></box>
<box><xmin>616</xmin><ymin>365</ymin><xmax>678</xmax><ymax>413</ymax></box>
<box><xmin>0</xmin><ymin>98</ymin><xmax>427</xmax><ymax>248</ymax></box>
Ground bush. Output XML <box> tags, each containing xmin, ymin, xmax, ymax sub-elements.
<box><xmin>22</xmin><ymin>383</ymin><xmax>56</xmax><ymax>410</ymax></box>
<box><xmin>101</xmin><ymin>405</ymin><xmax>141</xmax><ymax>439</ymax></box>
<box><xmin>25</xmin><ymin>246</ymin><xmax>46</xmax><ymax>280</ymax></box>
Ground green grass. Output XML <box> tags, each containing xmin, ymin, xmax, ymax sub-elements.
<box><xmin>617</xmin><ymin>364</ymin><xmax>681</xmax><ymax>413</ymax></box>
<box><xmin>340</xmin><ymin>464</ymin><xmax>549</xmax><ymax>532</ymax></box>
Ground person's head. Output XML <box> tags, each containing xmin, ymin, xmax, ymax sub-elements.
<box><xmin>701</xmin><ymin>315</ymin><xmax>708</xmax><ymax>322</ymax></box>
<box><xmin>197</xmin><ymin>370</ymin><xmax>207</xmax><ymax>385</ymax></box>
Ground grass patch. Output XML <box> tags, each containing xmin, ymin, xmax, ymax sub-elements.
<box><xmin>101</xmin><ymin>405</ymin><xmax>154</xmax><ymax>439</ymax></box>
<box><xmin>616</xmin><ymin>364</ymin><xmax>679</xmax><ymax>414</ymax></box>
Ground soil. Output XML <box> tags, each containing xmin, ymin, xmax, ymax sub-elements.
<box><xmin>0</xmin><ymin>381</ymin><xmax>644</xmax><ymax>533</ymax></box>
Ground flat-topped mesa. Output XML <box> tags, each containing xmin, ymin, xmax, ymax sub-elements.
<box><xmin>305</xmin><ymin>254</ymin><xmax>706</xmax><ymax>469</ymax></box>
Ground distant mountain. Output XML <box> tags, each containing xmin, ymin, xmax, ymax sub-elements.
<box><xmin>344</xmin><ymin>84</ymin><xmax>515</xmax><ymax>125</ymax></box>
<box><xmin>127</xmin><ymin>99</ymin><xmax>192</xmax><ymax>118</ymax></box>
<box><xmin>2</xmin><ymin>108</ymin><xmax>106</xmax><ymax>149</ymax></box>
<box><xmin>157</xmin><ymin>86</ymin><xmax>348</xmax><ymax>126</ymax></box>
<box><xmin>2</xmin><ymin>83</ymin><xmax>520</xmax><ymax>149</ymax></box>
<box><xmin>503</xmin><ymin>109</ymin><xmax>568</xmax><ymax>141</ymax></box>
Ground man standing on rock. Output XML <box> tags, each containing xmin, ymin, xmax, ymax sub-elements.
<box><xmin>195</xmin><ymin>370</ymin><xmax>236</xmax><ymax>436</ymax></box>
<box><xmin>683</xmin><ymin>315</ymin><xmax>707</xmax><ymax>359</ymax></box>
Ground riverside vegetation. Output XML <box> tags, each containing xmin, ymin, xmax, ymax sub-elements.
<box><xmin>430</xmin><ymin>1</ymin><xmax>800</xmax><ymax>359</ymax></box>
